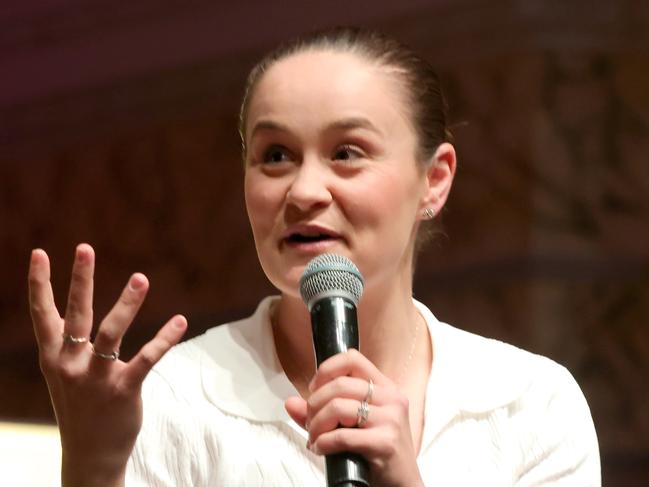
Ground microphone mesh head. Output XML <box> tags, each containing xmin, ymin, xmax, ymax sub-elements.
<box><xmin>299</xmin><ymin>254</ymin><xmax>364</xmax><ymax>309</ymax></box>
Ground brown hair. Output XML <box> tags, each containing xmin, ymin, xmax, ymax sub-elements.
<box><xmin>238</xmin><ymin>26</ymin><xmax>452</xmax><ymax>165</ymax></box>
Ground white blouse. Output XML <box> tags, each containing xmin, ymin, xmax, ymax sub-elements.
<box><xmin>126</xmin><ymin>297</ymin><xmax>600</xmax><ymax>486</ymax></box>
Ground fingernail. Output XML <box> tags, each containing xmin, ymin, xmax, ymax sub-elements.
<box><xmin>306</xmin><ymin>439</ymin><xmax>320</xmax><ymax>455</ymax></box>
<box><xmin>76</xmin><ymin>247</ymin><xmax>87</xmax><ymax>263</ymax></box>
<box><xmin>308</xmin><ymin>378</ymin><xmax>315</xmax><ymax>392</ymax></box>
<box><xmin>129</xmin><ymin>274</ymin><xmax>145</xmax><ymax>290</ymax></box>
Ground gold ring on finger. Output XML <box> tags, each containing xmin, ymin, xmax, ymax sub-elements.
<box><xmin>62</xmin><ymin>332</ymin><xmax>89</xmax><ymax>344</ymax></box>
<box><xmin>91</xmin><ymin>343</ymin><xmax>120</xmax><ymax>361</ymax></box>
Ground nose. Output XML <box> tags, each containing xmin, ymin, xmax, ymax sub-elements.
<box><xmin>285</xmin><ymin>156</ymin><xmax>332</xmax><ymax>212</ymax></box>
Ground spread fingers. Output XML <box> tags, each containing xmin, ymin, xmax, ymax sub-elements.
<box><xmin>28</xmin><ymin>249</ymin><xmax>63</xmax><ymax>347</ymax></box>
<box><xmin>121</xmin><ymin>315</ymin><xmax>187</xmax><ymax>390</ymax></box>
<box><xmin>91</xmin><ymin>273</ymin><xmax>149</xmax><ymax>364</ymax></box>
<box><xmin>63</xmin><ymin>244</ymin><xmax>95</xmax><ymax>342</ymax></box>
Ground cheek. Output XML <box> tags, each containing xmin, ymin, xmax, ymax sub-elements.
<box><xmin>356</xmin><ymin>173</ymin><xmax>424</xmax><ymax>259</ymax></box>
<box><xmin>244</xmin><ymin>174</ymin><xmax>284</xmax><ymax>238</ymax></box>
<box><xmin>349</xmin><ymin>172</ymin><xmax>418</xmax><ymax>223</ymax></box>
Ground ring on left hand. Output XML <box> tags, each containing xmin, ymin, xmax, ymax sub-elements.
<box><xmin>91</xmin><ymin>343</ymin><xmax>120</xmax><ymax>361</ymax></box>
<box><xmin>62</xmin><ymin>332</ymin><xmax>89</xmax><ymax>344</ymax></box>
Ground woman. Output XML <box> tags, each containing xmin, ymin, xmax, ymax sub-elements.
<box><xmin>28</xmin><ymin>28</ymin><xmax>600</xmax><ymax>486</ymax></box>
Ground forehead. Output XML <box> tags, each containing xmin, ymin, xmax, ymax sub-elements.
<box><xmin>246</xmin><ymin>49</ymin><xmax>412</xmax><ymax>138</ymax></box>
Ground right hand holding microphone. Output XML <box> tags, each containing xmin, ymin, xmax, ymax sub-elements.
<box><xmin>286</xmin><ymin>350</ymin><xmax>425</xmax><ymax>487</ymax></box>
<box><xmin>28</xmin><ymin>243</ymin><xmax>187</xmax><ymax>487</ymax></box>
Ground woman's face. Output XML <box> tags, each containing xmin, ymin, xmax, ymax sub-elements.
<box><xmin>244</xmin><ymin>49</ymin><xmax>440</xmax><ymax>298</ymax></box>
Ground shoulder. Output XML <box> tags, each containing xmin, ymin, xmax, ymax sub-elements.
<box><xmin>455</xmin><ymin>325</ymin><xmax>574</xmax><ymax>405</ymax></box>
<box><xmin>416</xmin><ymin>301</ymin><xmax>600</xmax><ymax>484</ymax></box>
<box><xmin>416</xmin><ymin>299</ymin><xmax>579</xmax><ymax>413</ymax></box>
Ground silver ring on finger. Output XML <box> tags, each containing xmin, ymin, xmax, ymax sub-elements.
<box><xmin>91</xmin><ymin>343</ymin><xmax>120</xmax><ymax>361</ymax></box>
<box><xmin>62</xmin><ymin>332</ymin><xmax>90</xmax><ymax>344</ymax></box>
<box><xmin>356</xmin><ymin>400</ymin><xmax>370</xmax><ymax>428</ymax></box>
<box><xmin>363</xmin><ymin>379</ymin><xmax>374</xmax><ymax>404</ymax></box>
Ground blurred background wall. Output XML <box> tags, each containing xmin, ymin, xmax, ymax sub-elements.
<box><xmin>1</xmin><ymin>0</ymin><xmax>648</xmax><ymax>484</ymax></box>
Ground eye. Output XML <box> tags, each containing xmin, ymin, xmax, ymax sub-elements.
<box><xmin>262</xmin><ymin>145</ymin><xmax>292</xmax><ymax>164</ymax></box>
<box><xmin>332</xmin><ymin>144</ymin><xmax>364</xmax><ymax>162</ymax></box>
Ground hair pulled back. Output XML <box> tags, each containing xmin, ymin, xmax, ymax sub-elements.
<box><xmin>238</xmin><ymin>26</ymin><xmax>452</xmax><ymax>165</ymax></box>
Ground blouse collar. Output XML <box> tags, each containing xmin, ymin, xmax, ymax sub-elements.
<box><xmin>196</xmin><ymin>296</ymin><xmax>532</xmax><ymax>445</ymax></box>
<box><xmin>198</xmin><ymin>296</ymin><xmax>296</xmax><ymax>424</ymax></box>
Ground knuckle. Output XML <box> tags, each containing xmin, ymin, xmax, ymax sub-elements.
<box><xmin>56</xmin><ymin>362</ymin><xmax>80</xmax><ymax>383</ymax></box>
<box><xmin>344</xmin><ymin>349</ymin><xmax>358</xmax><ymax>364</ymax></box>
<box><xmin>138</xmin><ymin>348</ymin><xmax>157</xmax><ymax>369</ymax></box>
<box><xmin>69</xmin><ymin>271</ymin><xmax>87</xmax><ymax>289</ymax></box>
<box><xmin>395</xmin><ymin>393</ymin><xmax>409</xmax><ymax>411</ymax></box>
<box><xmin>113</xmin><ymin>381</ymin><xmax>134</xmax><ymax>400</ymax></box>
<box><xmin>382</xmin><ymin>435</ymin><xmax>397</xmax><ymax>456</ymax></box>
<box><xmin>316</xmin><ymin>362</ymin><xmax>330</xmax><ymax>378</ymax></box>
<box><xmin>374</xmin><ymin>426</ymin><xmax>397</xmax><ymax>454</ymax></box>
<box><xmin>98</xmin><ymin>326</ymin><xmax>120</xmax><ymax>344</ymax></box>
<box><xmin>65</xmin><ymin>298</ymin><xmax>80</xmax><ymax>315</ymax></box>
<box><xmin>66</xmin><ymin>304</ymin><xmax>92</xmax><ymax>323</ymax></box>
<box><xmin>155</xmin><ymin>336</ymin><xmax>172</xmax><ymax>355</ymax></box>
<box><xmin>331</xmin><ymin>376</ymin><xmax>346</xmax><ymax>394</ymax></box>
<box><xmin>331</xmin><ymin>429</ymin><xmax>348</xmax><ymax>449</ymax></box>
<box><xmin>119</xmin><ymin>288</ymin><xmax>139</xmax><ymax>308</ymax></box>
<box><xmin>28</xmin><ymin>274</ymin><xmax>42</xmax><ymax>287</ymax></box>
<box><xmin>30</xmin><ymin>302</ymin><xmax>47</xmax><ymax>317</ymax></box>
<box><xmin>386</xmin><ymin>412</ymin><xmax>402</xmax><ymax>431</ymax></box>
<box><xmin>330</xmin><ymin>398</ymin><xmax>345</xmax><ymax>416</ymax></box>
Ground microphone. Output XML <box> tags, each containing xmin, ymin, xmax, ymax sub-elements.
<box><xmin>300</xmin><ymin>254</ymin><xmax>369</xmax><ymax>487</ymax></box>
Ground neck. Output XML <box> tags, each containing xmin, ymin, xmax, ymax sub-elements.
<box><xmin>356</xmin><ymin>270</ymin><xmax>424</xmax><ymax>382</ymax></box>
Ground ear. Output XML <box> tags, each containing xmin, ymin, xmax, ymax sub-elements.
<box><xmin>418</xmin><ymin>142</ymin><xmax>457</xmax><ymax>218</ymax></box>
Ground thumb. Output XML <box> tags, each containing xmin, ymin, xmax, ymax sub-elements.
<box><xmin>285</xmin><ymin>396</ymin><xmax>308</xmax><ymax>430</ymax></box>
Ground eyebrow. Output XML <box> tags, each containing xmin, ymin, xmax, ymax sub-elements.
<box><xmin>325</xmin><ymin>117</ymin><xmax>384</xmax><ymax>137</ymax></box>
<box><xmin>249</xmin><ymin>120</ymin><xmax>289</xmax><ymax>140</ymax></box>
<box><xmin>249</xmin><ymin>116</ymin><xmax>384</xmax><ymax>140</ymax></box>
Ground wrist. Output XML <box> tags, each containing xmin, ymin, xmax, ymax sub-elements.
<box><xmin>61</xmin><ymin>454</ymin><xmax>127</xmax><ymax>487</ymax></box>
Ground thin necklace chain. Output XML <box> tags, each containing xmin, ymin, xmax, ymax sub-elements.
<box><xmin>396</xmin><ymin>313</ymin><xmax>421</xmax><ymax>386</ymax></box>
<box><xmin>271</xmin><ymin>302</ymin><xmax>421</xmax><ymax>390</ymax></box>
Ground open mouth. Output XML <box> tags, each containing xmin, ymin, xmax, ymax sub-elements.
<box><xmin>287</xmin><ymin>233</ymin><xmax>336</xmax><ymax>244</ymax></box>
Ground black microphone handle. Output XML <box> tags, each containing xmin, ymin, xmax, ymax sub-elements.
<box><xmin>310</xmin><ymin>296</ymin><xmax>370</xmax><ymax>487</ymax></box>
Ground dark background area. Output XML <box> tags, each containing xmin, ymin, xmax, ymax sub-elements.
<box><xmin>1</xmin><ymin>1</ymin><xmax>648</xmax><ymax>484</ymax></box>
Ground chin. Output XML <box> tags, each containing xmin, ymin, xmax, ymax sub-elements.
<box><xmin>261</xmin><ymin>260</ymin><xmax>305</xmax><ymax>298</ymax></box>
<box><xmin>272</xmin><ymin>278</ymin><xmax>303</xmax><ymax>301</ymax></box>
<box><xmin>260</xmin><ymin>245</ymin><xmax>356</xmax><ymax>297</ymax></box>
